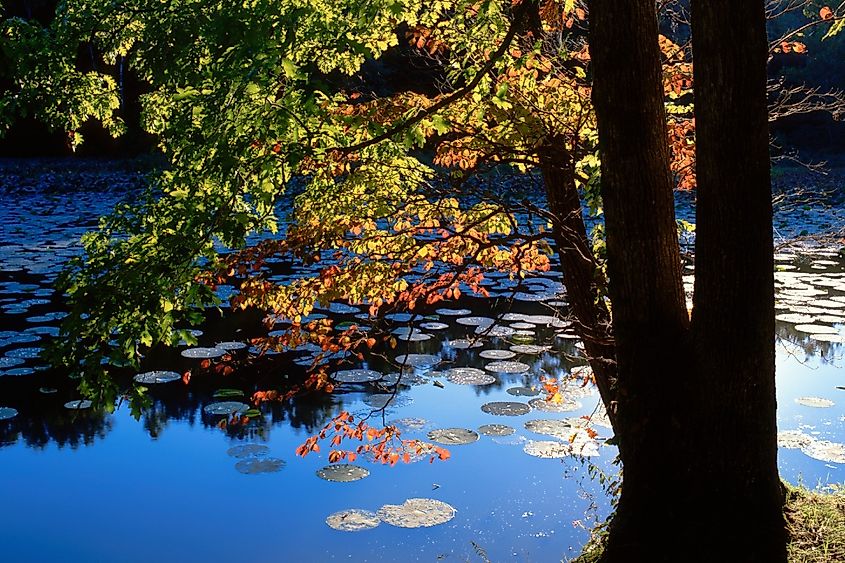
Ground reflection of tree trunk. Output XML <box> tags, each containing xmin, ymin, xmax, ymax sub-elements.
<box><xmin>689</xmin><ymin>0</ymin><xmax>786</xmax><ymax>558</ymax></box>
<box><xmin>587</xmin><ymin>0</ymin><xmax>786</xmax><ymax>559</ymax></box>
<box><xmin>538</xmin><ymin>137</ymin><xmax>617</xmax><ymax>420</ymax></box>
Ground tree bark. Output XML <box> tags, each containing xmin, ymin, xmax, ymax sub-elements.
<box><xmin>538</xmin><ymin>136</ymin><xmax>617</xmax><ymax>420</ymax></box>
<box><xmin>689</xmin><ymin>0</ymin><xmax>786</xmax><ymax>559</ymax></box>
<box><xmin>588</xmin><ymin>0</ymin><xmax>694</xmax><ymax>558</ymax></box>
<box><xmin>585</xmin><ymin>0</ymin><xmax>786</xmax><ymax>560</ymax></box>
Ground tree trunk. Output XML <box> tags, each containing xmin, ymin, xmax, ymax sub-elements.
<box><xmin>586</xmin><ymin>0</ymin><xmax>786</xmax><ymax>559</ymax></box>
<box><xmin>688</xmin><ymin>0</ymin><xmax>786</xmax><ymax>558</ymax></box>
<box><xmin>588</xmin><ymin>0</ymin><xmax>694</xmax><ymax>558</ymax></box>
<box><xmin>538</xmin><ymin>136</ymin><xmax>617</xmax><ymax>419</ymax></box>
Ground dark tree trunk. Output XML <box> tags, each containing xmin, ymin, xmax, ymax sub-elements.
<box><xmin>538</xmin><ymin>137</ymin><xmax>617</xmax><ymax>419</ymax></box>
<box><xmin>586</xmin><ymin>0</ymin><xmax>786</xmax><ymax>560</ymax></box>
<box><xmin>688</xmin><ymin>0</ymin><xmax>786</xmax><ymax>559</ymax></box>
<box><xmin>588</xmin><ymin>0</ymin><xmax>693</xmax><ymax>558</ymax></box>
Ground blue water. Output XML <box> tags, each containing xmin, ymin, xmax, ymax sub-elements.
<box><xmin>0</xmin><ymin>161</ymin><xmax>843</xmax><ymax>562</ymax></box>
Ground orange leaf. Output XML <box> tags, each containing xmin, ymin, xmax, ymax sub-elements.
<box><xmin>821</xmin><ymin>6</ymin><xmax>834</xmax><ymax>20</ymax></box>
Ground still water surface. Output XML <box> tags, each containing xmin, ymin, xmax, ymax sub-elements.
<box><xmin>0</xmin><ymin>164</ymin><xmax>843</xmax><ymax>562</ymax></box>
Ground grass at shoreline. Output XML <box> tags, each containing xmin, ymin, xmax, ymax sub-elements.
<box><xmin>569</xmin><ymin>482</ymin><xmax>845</xmax><ymax>562</ymax></box>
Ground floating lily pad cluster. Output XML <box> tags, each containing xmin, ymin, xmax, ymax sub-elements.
<box><xmin>326</xmin><ymin>498</ymin><xmax>456</xmax><ymax>531</ymax></box>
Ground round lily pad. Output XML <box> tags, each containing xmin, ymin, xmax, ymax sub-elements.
<box><xmin>394</xmin><ymin>354</ymin><xmax>441</xmax><ymax>368</ymax></box>
<box><xmin>436</xmin><ymin>308</ymin><xmax>471</xmax><ymax>316</ymax></box>
<box><xmin>5</xmin><ymin>347</ymin><xmax>42</xmax><ymax>359</ymax></box>
<box><xmin>803</xmin><ymin>439</ymin><xmax>845</xmax><ymax>464</ymax></box>
<box><xmin>510</xmin><ymin>344</ymin><xmax>550</xmax><ymax>355</ymax></box>
<box><xmin>316</xmin><ymin>464</ymin><xmax>370</xmax><ymax>482</ymax></box>
<box><xmin>427</xmin><ymin>428</ymin><xmax>479</xmax><ymax>445</ymax></box>
<box><xmin>447</xmin><ymin>339</ymin><xmax>484</xmax><ymax>350</ymax></box>
<box><xmin>528</xmin><ymin>397</ymin><xmax>581</xmax><ymax>413</ymax></box>
<box><xmin>795</xmin><ymin>396</ymin><xmax>835</xmax><ymax>408</ymax></box>
<box><xmin>331</xmin><ymin>369</ymin><xmax>382</xmax><ymax>383</ymax></box>
<box><xmin>811</xmin><ymin>333</ymin><xmax>845</xmax><ymax>343</ymax></box>
<box><xmin>523</xmin><ymin>440</ymin><xmax>572</xmax><ymax>458</ymax></box>
<box><xmin>509</xmin><ymin>322</ymin><xmax>536</xmax><ymax>330</ymax></box>
<box><xmin>456</xmin><ymin>316</ymin><xmax>494</xmax><ymax>327</ymax></box>
<box><xmin>445</xmin><ymin>367</ymin><xmax>496</xmax><ymax>385</ymax></box>
<box><xmin>389</xmin><ymin>418</ymin><xmax>431</xmax><ymax>432</ymax></box>
<box><xmin>481</xmin><ymin>401</ymin><xmax>531</xmax><ymax>416</ymax></box>
<box><xmin>479</xmin><ymin>349</ymin><xmax>517</xmax><ymax>360</ymax></box>
<box><xmin>234</xmin><ymin>457</ymin><xmax>285</xmax><ymax>474</ymax></box>
<box><xmin>793</xmin><ymin>324</ymin><xmax>838</xmax><ymax>334</ymax></box>
<box><xmin>203</xmin><ymin>401</ymin><xmax>250</xmax><ymax>416</ymax></box>
<box><xmin>485</xmin><ymin>360</ymin><xmax>530</xmax><ymax>374</ymax></box>
<box><xmin>326</xmin><ymin>509</ymin><xmax>381</xmax><ymax>531</ymax></box>
<box><xmin>525</xmin><ymin>419</ymin><xmax>579</xmax><ymax>439</ymax></box>
<box><xmin>39</xmin><ymin>387</ymin><xmax>57</xmax><ymax>395</ymax></box>
<box><xmin>0</xmin><ymin>407</ymin><xmax>18</xmax><ymax>421</ymax></box>
<box><xmin>363</xmin><ymin>394</ymin><xmax>413</xmax><ymax>409</ymax></box>
<box><xmin>507</xmin><ymin>386</ymin><xmax>541</xmax><ymax>397</ymax></box>
<box><xmin>377</xmin><ymin>498</ymin><xmax>456</xmax><ymax>528</ymax></box>
<box><xmin>476</xmin><ymin>325</ymin><xmax>515</xmax><ymax>337</ymax></box>
<box><xmin>478</xmin><ymin>424</ymin><xmax>515</xmax><ymax>436</ymax></box>
<box><xmin>227</xmin><ymin>444</ymin><xmax>270</xmax><ymax>458</ymax></box>
<box><xmin>215</xmin><ymin>341</ymin><xmax>248</xmax><ymax>351</ymax></box>
<box><xmin>134</xmin><ymin>370</ymin><xmax>181</xmax><ymax>384</ymax></box>
<box><xmin>420</xmin><ymin>322</ymin><xmax>449</xmax><ymax>331</ymax></box>
<box><xmin>778</xmin><ymin>430</ymin><xmax>814</xmax><ymax>449</ymax></box>
<box><xmin>0</xmin><ymin>357</ymin><xmax>25</xmax><ymax>369</ymax></box>
<box><xmin>64</xmin><ymin>400</ymin><xmax>93</xmax><ymax>410</ymax></box>
<box><xmin>181</xmin><ymin>347</ymin><xmax>228</xmax><ymax>359</ymax></box>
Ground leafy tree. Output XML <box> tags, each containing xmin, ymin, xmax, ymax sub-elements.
<box><xmin>1</xmin><ymin>0</ymin><xmax>844</xmax><ymax>557</ymax></box>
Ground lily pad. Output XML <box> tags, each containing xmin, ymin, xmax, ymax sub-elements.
<box><xmin>507</xmin><ymin>386</ymin><xmax>541</xmax><ymax>397</ymax></box>
<box><xmin>394</xmin><ymin>354</ymin><xmax>441</xmax><ymax>368</ymax></box>
<box><xmin>213</xmin><ymin>388</ymin><xmax>246</xmax><ymax>399</ymax></box>
<box><xmin>436</xmin><ymin>308</ymin><xmax>471</xmax><ymax>316</ymax></box>
<box><xmin>456</xmin><ymin>316</ymin><xmax>494</xmax><ymax>327</ymax></box>
<box><xmin>363</xmin><ymin>394</ymin><xmax>413</xmax><ymax>409</ymax></box>
<box><xmin>181</xmin><ymin>347</ymin><xmax>228</xmax><ymax>359</ymax></box>
<box><xmin>485</xmin><ymin>360</ymin><xmax>530</xmax><ymax>374</ymax></box>
<box><xmin>427</xmin><ymin>428</ymin><xmax>479</xmax><ymax>445</ymax></box>
<box><xmin>64</xmin><ymin>400</ymin><xmax>93</xmax><ymax>410</ymax></box>
<box><xmin>528</xmin><ymin>397</ymin><xmax>581</xmax><ymax>413</ymax></box>
<box><xmin>215</xmin><ymin>341</ymin><xmax>248</xmax><ymax>351</ymax></box>
<box><xmin>226</xmin><ymin>444</ymin><xmax>270</xmax><ymax>458</ymax></box>
<box><xmin>0</xmin><ymin>407</ymin><xmax>18</xmax><ymax>421</ymax></box>
<box><xmin>793</xmin><ymin>324</ymin><xmax>838</xmax><ymax>334</ymax></box>
<box><xmin>331</xmin><ymin>369</ymin><xmax>382</xmax><ymax>384</ymax></box>
<box><xmin>510</xmin><ymin>344</ymin><xmax>550</xmax><ymax>355</ymax></box>
<box><xmin>377</xmin><ymin>498</ymin><xmax>456</xmax><ymax>528</ymax></box>
<box><xmin>5</xmin><ymin>347</ymin><xmax>42</xmax><ymax>359</ymax></box>
<box><xmin>389</xmin><ymin>418</ymin><xmax>431</xmax><ymax>432</ymax></box>
<box><xmin>445</xmin><ymin>367</ymin><xmax>496</xmax><ymax>385</ymax></box>
<box><xmin>447</xmin><ymin>338</ymin><xmax>484</xmax><ymax>350</ymax></box>
<box><xmin>316</xmin><ymin>464</ymin><xmax>370</xmax><ymax>482</ymax></box>
<box><xmin>523</xmin><ymin>440</ymin><xmax>572</xmax><ymax>459</ymax></box>
<box><xmin>326</xmin><ymin>509</ymin><xmax>381</xmax><ymax>531</ymax></box>
<box><xmin>777</xmin><ymin>430</ymin><xmax>814</xmax><ymax>449</ymax></box>
<box><xmin>478</xmin><ymin>424</ymin><xmax>515</xmax><ymax>436</ymax></box>
<box><xmin>479</xmin><ymin>349</ymin><xmax>517</xmax><ymax>360</ymax></box>
<box><xmin>420</xmin><ymin>322</ymin><xmax>449</xmax><ymax>331</ymax></box>
<box><xmin>525</xmin><ymin>419</ymin><xmax>579</xmax><ymax>439</ymax></box>
<box><xmin>795</xmin><ymin>396</ymin><xmax>835</xmax><ymax>408</ymax></box>
<box><xmin>203</xmin><ymin>401</ymin><xmax>250</xmax><ymax>416</ymax></box>
<box><xmin>38</xmin><ymin>387</ymin><xmax>57</xmax><ymax>394</ymax></box>
<box><xmin>134</xmin><ymin>370</ymin><xmax>181</xmax><ymax>384</ymax></box>
<box><xmin>802</xmin><ymin>439</ymin><xmax>845</xmax><ymax>464</ymax></box>
<box><xmin>481</xmin><ymin>401</ymin><xmax>531</xmax><ymax>416</ymax></box>
<box><xmin>234</xmin><ymin>457</ymin><xmax>285</xmax><ymax>474</ymax></box>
